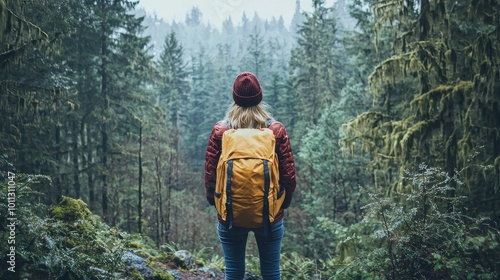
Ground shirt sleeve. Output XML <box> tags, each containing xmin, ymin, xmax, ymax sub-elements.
<box><xmin>204</xmin><ymin>121</ymin><xmax>227</xmax><ymax>205</ymax></box>
<box><xmin>270</xmin><ymin>121</ymin><xmax>297</xmax><ymax>209</ymax></box>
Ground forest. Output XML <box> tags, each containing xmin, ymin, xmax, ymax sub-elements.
<box><xmin>1</xmin><ymin>0</ymin><xmax>499</xmax><ymax>279</ymax></box>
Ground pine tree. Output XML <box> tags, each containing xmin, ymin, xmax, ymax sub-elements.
<box><xmin>241</xmin><ymin>26</ymin><xmax>267</xmax><ymax>78</ymax></box>
<box><xmin>290</xmin><ymin>0</ymin><xmax>305</xmax><ymax>34</ymax></box>
<box><xmin>156</xmin><ymin>32</ymin><xmax>189</xmax><ymax>235</ymax></box>
<box><xmin>111</xmin><ymin>9</ymin><xmax>156</xmax><ymax>231</ymax></box>
<box><xmin>90</xmin><ymin>0</ymin><xmax>148</xmax><ymax>221</ymax></box>
<box><xmin>185</xmin><ymin>6</ymin><xmax>202</xmax><ymax>26</ymax></box>
<box><xmin>288</xmin><ymin>0</ymin><xmax>345</xmax><ymax>146</ymax></box>
<box><xmin>186</xmin><ymin>46</ymin><xmax>218</xmax><ymax>163</ymax></box>
<box><xmin>0</xmin><ymin>0</ymin><xmax>74</xmax><ymax>205</ymax></box>
<box><xmin>0</xmin><ymin>0</ymin><xmax>49</xmax><ymax>68</ymax></box>
<box><xmin>158</xmin><ymin>32</ymin><xmax>189</xmax><ymax>129</ymax></box>
<box><xmin>341</xmin><ymin>0</ymin><xmax>500</xmax><ymax>220</ymax></box>
<box><xmin>296</xmin><ymin>80</ymin><xmax>371</xmax><ymax>259</ymax></box>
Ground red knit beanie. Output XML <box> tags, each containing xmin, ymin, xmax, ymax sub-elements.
<box><xmin>232</xmin><ymin>72</ymin><xmax>262</xmax><ymax>107</ymax></box>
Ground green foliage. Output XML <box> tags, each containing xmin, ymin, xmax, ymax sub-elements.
<box><xmin>333</xmin><ymin>163</ymin><xmax>500</xmax><ymax>279</ymax></box>
<box><xmin>50</xmin><ymin>196</ymin><xmax>91</xmax><ymax>221</ymax></box>
<box><xmin>274</xmin><ymin>163</ymin><xmax>500</xmax><ymax>279</ymax></box>
<box><xmin>0</xmin><ymin>0</ymin><xmax>49</xmax><ymax>68</ymax></box>
<box><xmin>287</xmin><ymin>0</ymin><xmax>346</xmax><ymax>146</ymax></box>
<box><xmin>294</xmin><ymin>79</ymin><xmax>371</xmax><ymax>259</ymax></box>
<box><xmin>281</xmin><ymin>252</ymin><xmax>318</xmax><ymax>280</ymax></box>
<box><xmin>3</xmin><ymin>0</ymin><xmax>500</xmax><ymax>278</ymax></box>
<box><xmin>0</xmin><ymin>175</ymin><xmax>128</xmax><ymax>279</ymax></box>
<box><xmin>152</xmin><ymin>270</ymin><xmax>174</xmax><ymax>280</ymax></box>
<box><xmin>192</xmin><ymin>247</ymin><xmax>225</xmax><ymax>271</ymax></box>
<box><xmin>341</xmin><ymin>0</ymin><xmax>500</xmax><ymax>221</ymax></box>
<box><xmin>32</xmin><ymin>216</ymin><xmax>127</xmax><ymax>279</ymax></box>
<box><xmin>158</xmin><ymin>31</ymin><xmax>189</xmax><ymax>127</ymax></box>
<box><xmin>0</xmin><ymin>175</ymin><xmax>203</xmax><ymax>280</ymax></box>
<box><xmin>245</xmin><ymin>254</ymin><xmax>262</xmax><ymax>278</ymax></box>
<box><xmin>128</xmin><ymin>267</ymin><xmax>145</xmax><ymax>280</ymax></box>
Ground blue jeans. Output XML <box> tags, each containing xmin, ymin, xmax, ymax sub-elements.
<box><xmin>217</xmin><ymin>220</ymin><xmax>284</xmax><ymax>280</ymax></box>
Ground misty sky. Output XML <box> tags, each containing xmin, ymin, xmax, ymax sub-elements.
<box><xmin>137</xmin><ymin>0</ymin><xmax>335</xmax><ymax>30</ymax></box>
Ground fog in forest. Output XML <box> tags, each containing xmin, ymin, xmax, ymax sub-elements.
<box><xmin>1</xmin><ymin>0</ymin><xmax>499</xmax><ymax>279</ymax></box>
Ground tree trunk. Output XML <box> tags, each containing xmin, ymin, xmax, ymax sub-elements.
<box><xmin>100</xmin><ymin>0</ymin><xmax>109</xmax><ymax>219</ymax></box>
<box><xmin>138</xmin><ymin>122</ymin><xmax>143</xmax><ymax>234</ymax></box>
<box><xmin>155</xmin><ymin>155</ymin><xmax>162</xmax><ymax>247</ymax></box>
<box><xmin>165</xmin><ymin>151</ymin><xmax>173</xmax><ymax>243</ymax></box>
<box><xmin>87</xmin><ymin>124</ymin><xmax>95</xmax><ymax>209</ymax></box>
<box><xmin>54</xmin><ymin>125</ymin><xmax>62</xmax><ymax>203</ymax></box>
<box><xmin>72</xmin><ymin>119</ymin><xmax>81</xmax><ymax>198</ymax></box>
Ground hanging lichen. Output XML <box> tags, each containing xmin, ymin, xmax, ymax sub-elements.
<box><xmin>0</xmin><ymin>0</ymin><xmax>49</xmax><ymax>68</ymax></box>
<box><xmin>0</xmin><ymin>0</ymin><xmax>6</xmax><ymax>47</ymax></box>
<box><xmin>341</xmin><ymin>0</ymin><xmax>500</xmax><ymax>217</ymax></box>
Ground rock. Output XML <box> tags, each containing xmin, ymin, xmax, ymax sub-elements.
<box><xmin>122</xmin><ymin>251</ymin><xmax>154</xmax><ymax>279</ymax></box>
<box><xmin>198</xmin><ymin>266</ymin><xmax>225</xmax><ymax>279</ymax></box>
<box><xmin>173</xmin><ymin>250</ymin><xmax>197</xmax><ymax>269</ymax></box>
<box><xmin>168</xmin><ymin>267</ymin><xmax>225</xmax><ymax>280</ymax></box>
<box><xmin>244</xmin><ymin>270</ymin><xmax>261</xmax><ymax>280</ymax></box>
<box><xmin>168</xmin><ymin>269</ymin><xmax>182</xmax><ymax>280</ymax></box>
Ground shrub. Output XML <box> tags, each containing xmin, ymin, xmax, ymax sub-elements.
<box><xmin>334</xmin><ymin>163</ymin><xmax>500</xmax><ymax>279</ymax></box>
<box><xmin>0</xmin><ymin>175</ymin><xmax>129</xmax><ymax>280</ymax></box>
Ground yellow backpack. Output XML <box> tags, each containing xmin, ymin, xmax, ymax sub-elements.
<box><xmin>215</xmin><ymin>120</ymin><xmax>285</xmax><ymax>234</ymax></box>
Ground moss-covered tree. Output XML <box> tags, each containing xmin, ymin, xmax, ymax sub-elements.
<box><xmin>341</xmin><ymin>0</ymin><xmax>500</xmax><ymax>220</ymax></box>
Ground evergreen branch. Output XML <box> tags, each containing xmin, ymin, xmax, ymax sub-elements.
<box><xmin>5</xmin><ymin>6</ymin><xmax>49</xmax><ymax>40</ymax></box>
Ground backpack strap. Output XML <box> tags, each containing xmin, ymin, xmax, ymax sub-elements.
<box><xmin>262</xmin><ymin>159</ymin><xmax>272</xmax><ymax>239</ymax></box>
<box><xmin>222</xmin><ymin>120</ymin><xmax>275</xmax><ymax>237</ymax></box>
<box><xmin>264</xmin><ymin>118</ymin><xmax>275</xmax><ymax>239</ymax></box>
<box><xmin>225</xmin><ymin>159</ymin><xmax>234</xmax><ymax>231</ymax></box>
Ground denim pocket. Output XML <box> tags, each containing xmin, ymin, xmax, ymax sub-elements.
<box><xmin>217</xmin><ymin>221</ymin><xmax>226</xmax><ymax>232</ymax></box>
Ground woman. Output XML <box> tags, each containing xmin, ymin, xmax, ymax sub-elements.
<box><xmin>205</xmin><ymin>72</ymin><xmax>297</xmax><ymax>280</ymax></box>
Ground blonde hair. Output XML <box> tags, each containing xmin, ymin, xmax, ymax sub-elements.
<box><xmin>225</xmin><ymin>102</ymin><xmax>274</xmax><ymax>129</ymax></box>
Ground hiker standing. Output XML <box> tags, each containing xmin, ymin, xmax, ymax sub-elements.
<box><xmin>205</xmin><ymin>72</ymin><xmax>297</xmax><ymax>280</ymax></box>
